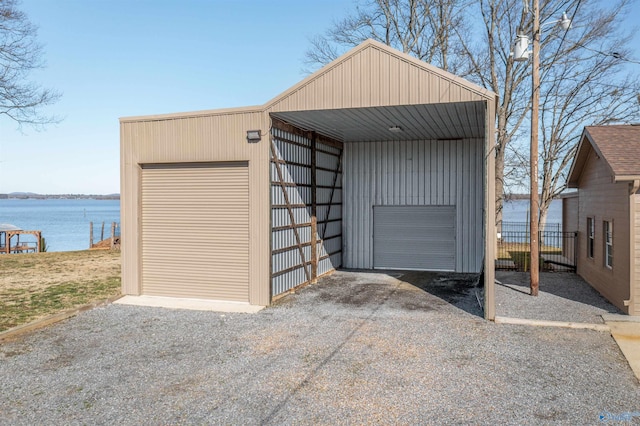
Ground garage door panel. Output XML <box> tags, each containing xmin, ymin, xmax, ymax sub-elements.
<box><xmin>141</xmin><ymin>164</ymin><xmax>249</xmax><ymax>301</ymax></box>
<box><xmin>374</xmin><ymin>205</ymin><xmax>455</xmax><ymax>271</ymax></box>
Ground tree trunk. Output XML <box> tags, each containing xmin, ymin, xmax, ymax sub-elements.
<box><xmin>495</xmin><ymin>145</ymin><xmax>505</xmax><ymax>234</ymax></box>
<box><xmin>538</xmin><ymin>202</ymin><xmax>548</xmax><ymax>247</ymax></box>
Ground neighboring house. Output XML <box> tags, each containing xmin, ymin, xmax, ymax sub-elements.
<box><xmin>566</xmin><ymin>125</ymin><xmax>640</xmax><ymax>315</ymax></box>
<box><xmin>120</xmin><ymin>39</ymin><xmax>499</xmax><ymax>319</ymax></box>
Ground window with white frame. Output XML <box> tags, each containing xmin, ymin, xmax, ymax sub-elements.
<box><xmin>587</xmin><ymin>217</ymin><xmax>594</xmax><ymax>258</ymax></box>
<box><xmin>604</xmin><ymin>220</ymin><xmax>613</xmax><ymax>268</ymax></box>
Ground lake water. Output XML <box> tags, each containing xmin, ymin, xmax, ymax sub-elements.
<box><xmin>0</xmin><ymin>197</ymin><xmax>560</xmax><ymax>253</ymax></box>
<box><xmin>1</xmin><ymin>199</ymin><xmax>120</xmax><ymax>252</ymax></box>
<box><xmin>502</xmin><ymin>198</ymin><xmax>562</xmax><ymax>226</ymax></box>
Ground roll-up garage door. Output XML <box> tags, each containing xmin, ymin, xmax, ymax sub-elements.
<box><xmin>373</xmin><ymin>205</ymin><xmax>455</xmax><ymax>271</ymax></box>
<box><xmin>141</xmin><ymin>162</ymin><xmax>249</xmax><ymax>301</ymax></box>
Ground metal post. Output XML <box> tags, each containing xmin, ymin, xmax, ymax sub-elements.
<box><xmin>310</xmin><ymin>132</ymin><xmax>318</xmax><ymax>283</ymax></box>
<box><xmin>530</xmin><ymin>0</ymin><xmax>540</xmax><ymax>296</ymax></box>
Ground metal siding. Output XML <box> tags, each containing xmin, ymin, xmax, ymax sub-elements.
<box><xmin>266</xmin><ymin>42</ymin><xmax>492</xmax><ymax>114</ymax></box>
<box><xmin>343</xmin><ymin>139</ymin><xmax>483</xmax><ymax>272</ymax></box>
<box><xmin>140</xmin><ymin>164</ymin><xmax>249</xmax><ymax>301</ymax></box>
<box><xmin>270</xmin><ymin>126</ymin><xmax>343</xmax><ymax>296</ymax></box>
<box><xmin>484</xmin><ymin>100</ymin><xmax>496</xmax><ymax>320</ymax></box>
<box><xmin>120</xmin><ymin>111</ymin><xmax>270</xmax><ymax>306</ymax></box>
<box><xmin>374</xmin><ymin>206</ymin><xmax>456</xmax><ymax>270</ymax></box>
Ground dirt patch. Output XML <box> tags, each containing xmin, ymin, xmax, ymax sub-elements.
<box><xmin>0</xmin><ymin>250</ymin><xmax>121</xmax><ymax>331</ymax></box>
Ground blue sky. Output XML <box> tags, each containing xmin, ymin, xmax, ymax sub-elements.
<box><xmin>0</xmin><ymin>0</ymin><xmax>354</xmax><ymax>194</ymax></box>
<box><xmin>1</xmin><ymin>0</ymin><xmax>639</xmax><ymax>194</ymax></box>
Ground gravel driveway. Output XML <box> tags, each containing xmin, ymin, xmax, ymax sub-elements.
<box><xmin>1</xmin><ymin>271</ymin><xmax>639</xmax><ymax>425</ymax></box>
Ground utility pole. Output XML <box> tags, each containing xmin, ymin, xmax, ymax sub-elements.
<box><xmin>530</xmin><ymin>0</ymin><xmax>540</xmax><ymax>296</ymax></box>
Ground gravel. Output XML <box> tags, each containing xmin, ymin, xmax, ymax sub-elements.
<box><xmin>1</xmin><ymin>270</ymin><xmax>639</xmax><ymax>425</ymax></box>
<box><xmin>496</xmin><ymin>271</ymin><xmax>623</xmax><ymax>323</ymax></box>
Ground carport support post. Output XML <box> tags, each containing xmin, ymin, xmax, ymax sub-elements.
<box><xmin>311</xmin><ymin>132</ymin><xmax>318</xmax><ymax>283</ymax></box>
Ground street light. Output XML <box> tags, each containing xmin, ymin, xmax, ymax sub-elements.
<box><xmin>512</xmin><ymin>12</ymin><xmax>571</xmax><ymax>62</ymax></box>
<box><xmin>511</xmin><ymin>4</ymin><xmax>571</xmax><ymax>296</ymax></box>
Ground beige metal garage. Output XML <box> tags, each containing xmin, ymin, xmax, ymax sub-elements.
<box><xmin>120</xmin><ymin>39</ymin><xmax>498</xmax><ymax>319</ymax></box>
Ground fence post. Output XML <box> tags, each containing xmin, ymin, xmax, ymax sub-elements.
<box><xmin>89</xmin><ymin>222</ymin><xmax>94</xmax><ymax>248</ymax></box>
<box><xmin>111</xmin><ymin>222</ymin><xmax>116</xmax><ymax>249</ymax></box>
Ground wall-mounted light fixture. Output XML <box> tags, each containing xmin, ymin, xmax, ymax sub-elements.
<box><xmin>388</xmin><ymin>125</ymin><xmax>403</xmax><ymax>133</ymax></box>
<box><xmin>246</xmin><ymin>130</ymin><xmax>262</xmax><ymax>143</ymax></box>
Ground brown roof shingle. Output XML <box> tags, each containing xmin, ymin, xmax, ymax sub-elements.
<box><xmin>585</xmin><ymin>125</ymin><xmax>640</xmax><ymax>177</ymax></box>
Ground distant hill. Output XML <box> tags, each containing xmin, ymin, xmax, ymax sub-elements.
<box><xmin>6</xmin><ymin>193</ymin><xmax>120</xmax><ymax>200</ymax></box>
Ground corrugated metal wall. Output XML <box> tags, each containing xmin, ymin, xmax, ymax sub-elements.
<box><xmin>343</xmin><ymin>138</ymin><xmax>483</xmax><ymax>273</ymax></box>
<box><xmin>270</xmin><ymin>122</ymin><xmax>343</xmax><ymax>296</ymax></box>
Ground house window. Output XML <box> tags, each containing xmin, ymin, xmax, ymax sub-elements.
<box><xmin>604</xmin><ymin>220</ymin><xmax>613</xmax><ymax>268</ymax></box>
<box><xmin>587</xmin><ymin>217</ymin><xmax>594</xmax><ymax>258</ymax></box>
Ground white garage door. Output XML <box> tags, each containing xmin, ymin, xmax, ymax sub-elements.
<box><xmin>141</xmin><ymin>162</ymin><xmax>249</xmax><ymax>301</ymax></box>
<box><xmin>373</xmin><ymin>205</ymin><xmax>455</xmax><ymax>271</ymax></box>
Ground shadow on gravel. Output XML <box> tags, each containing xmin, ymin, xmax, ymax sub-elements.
<box><xmin>308</xmin><ymin>269</ymin><xmax>484</xmax><ymax>318</ymax></box>
<box><xmin>398</xmin><ymin>271</ymin><xmax>483</xmax><ymax>318</ymax></box>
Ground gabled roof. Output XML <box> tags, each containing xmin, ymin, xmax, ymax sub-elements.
<box><xmin>567</xmin><ymin>125</ymin><xmax>640</xmax><ymax>187</ymax></box>
<box><xmin>265</xmin><ymin>39</ymin><xmax>496</xmax><ymax>113</ymax></box>
<box><xmin>121</xmin><ymin>39</ymin><xmax>497</xmax><ymax>123</ymax></box>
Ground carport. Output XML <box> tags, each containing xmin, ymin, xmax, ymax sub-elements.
<box><xmin>120</xmin><ymin>39</ymin><xmax>498</xmax><ymax>319</ymax></box>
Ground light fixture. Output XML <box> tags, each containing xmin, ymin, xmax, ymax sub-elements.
<box><xmin>246</xmin><ymin>130</ymin><xmax>261</xmax><ymax>143</ymax></box>
<box><xmin>511</xmin><ymin>33</ymin><xmax>531</xmax><ymax>62</ymax></box>
<box><xmin>559</xmin><ymin>12</ymin><xmax>572</xmax><ymax>30</ymax></box>
<box><xmin>388</xmin><ymin>125</ymin><xmax>403</xmax><ymax>133</ymax></box>
<box><xmin>510</xmin><ymin>12</ymin><xmax>571</xmax><ymax>62</ymax></box>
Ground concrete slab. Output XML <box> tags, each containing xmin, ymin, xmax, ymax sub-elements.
<box><xmin>606</xmin><ymin>321</ymin><xmax>640</xmax><ymax>381</ymax></box>
<box><xmin>114</xmin><ymin>295</ymin><xmax>265</xmax><ymax>313</ymax></box>
<box><xmin>602</xmin><ymin>314</ymin><xmax>640</xmax><ymax>323</ymax></box>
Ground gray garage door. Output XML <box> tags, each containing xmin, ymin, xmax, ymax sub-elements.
<box><xmin>373</xmin><ymin>205</ymin><xmax>455</xmax><ymax>271</ymax></box>
<box><xmin>141</xmin><ymin>162</ymin><xmax>249</xmax><ymax>301</ymax></box>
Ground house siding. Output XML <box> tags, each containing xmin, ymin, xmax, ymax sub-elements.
<box><xmin>576</xmin><ymin>149</ymin><xmax>631</xmax><ymax>313</ymax></box>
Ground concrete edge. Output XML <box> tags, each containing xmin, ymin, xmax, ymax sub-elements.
<box><xmin>494</xmin><ymin>315</ymin><xmax>610</xmax><ymax>332</ymax></box>
<box><xmin>606</xmin><ymin>322</ymin><xmax>640</xmax><ymax>381</ymax></box>
<box><xmin>602</xmin><ymin>314</ymin><xmax>640</xmax><ymax>323</ymax></box>
<box><xmin>0</xmin><ymin>294</ymin><xmax>124</xmax><ymax>343</ymax></box>
<box><xmin>114</xmin><ymin>295</ymin><xmax>265</xmax><ymax>313</ymax></box>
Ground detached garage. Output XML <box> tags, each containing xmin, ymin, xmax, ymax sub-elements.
<box><xmin>120</xmin><ymin>39</ymin><xmax>498</xmax><ymax>319</ymax></box>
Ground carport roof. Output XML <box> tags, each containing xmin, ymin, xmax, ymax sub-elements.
<box><xmin>270</xmin><ymin>101</ymin><xmax>486</xmax><ymax>142</ymax></box>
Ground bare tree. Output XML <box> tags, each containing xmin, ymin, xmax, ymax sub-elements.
<box><xmin>306</xmin><ymin>0</ymin><xmax>640</xmax><ymax>231</ymax></box>
<box><xmin>0</xmin><ymin>0</ymin><xmax>59</xmax><ymax>128</ymax></box>
<box><xmin>304</xmin><ymin>0</ymin><xmax>470</xmax><ymax>74</ymax></box>
<box><xmin>505</xmin><ymin>0</ymin><xmax>640</xmax><ymax>230</ymax></box>
<box><xmin>456</xmin><ymin>0</ymin><xmax>532</xmax><ymax>230</ymax></box>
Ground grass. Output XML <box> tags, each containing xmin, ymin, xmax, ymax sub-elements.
<box><xmin>0</xmin><ymin>250</ymin><xmax>121</xmax><ymax>332</ymax></box>
<box><xmin>497</xmin><ymin>241</ymin><xmax>561</xmax><ymax>271</ymax></box>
